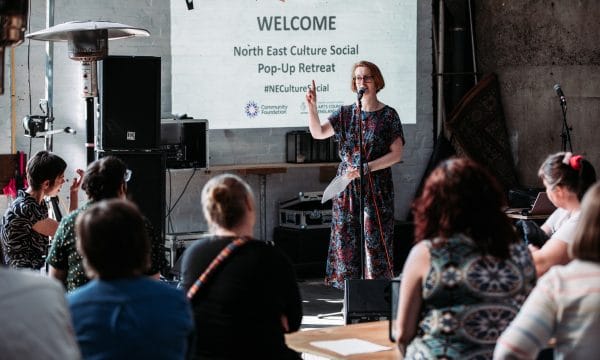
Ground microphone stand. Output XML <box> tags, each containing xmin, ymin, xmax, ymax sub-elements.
<box><xmin>317</xmin><ymin>94</ymin><xmax>366</xmax><ymax>320</ymax></box>
<box><xmin>356</xmin><ymin>94</ymin><xmax>366</xmax><ymax>280</ymax></box>
<box><xmin>559</xmin><ymin>101</ymin><xmax>573</xmax><ymax>153</ymax></box>
<box><xmin>317</xmin><ymin>92</ymin><xmax>366</xmax><ymax>319</ymax></box>
<box><xmin>317</xmin><ymin>93</ymin><xmax>366</xmax><ymax>320</ymax></box>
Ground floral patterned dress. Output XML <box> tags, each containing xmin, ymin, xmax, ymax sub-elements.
<box><xmin>325</xmin><ymin>104</ymin><xmax>405</xmax><ymax>289</ymax></box>
<box><xmin>405</xmin><ymin>234</ymin><xmax>536</xmax><ymax>359</ymax></box>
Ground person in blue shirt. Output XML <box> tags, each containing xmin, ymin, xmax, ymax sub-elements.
<box><xmin>67</xmin><ymin>199</ymin><xmax>194</xmax><ymax>359</ymax></box>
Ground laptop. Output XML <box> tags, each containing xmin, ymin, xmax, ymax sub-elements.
<box><xmin>523</xmin><ymin>192</ymin><xmax>556</xmax><ymax>216</ymax></box>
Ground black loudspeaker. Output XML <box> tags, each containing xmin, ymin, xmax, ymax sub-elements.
<box><xmin>273</xmin><ymin>226</ymin><xmax>330</xmax><ymax>278</ymax></box>
<box><xmin>98</xmin><ymin>55</ymin><xmax>161</xmax><ymax>150</ymax></box>
<box><xmin>394</xmin><ymin>221</ymin><xmax>415</xmax><ymax>275</ymax></box>
<box><xmin>160</xmin><ymin>119</ymin><xmax>209</xmax><ymax>169</ymax></box>
<box><xmin>96</xmin><ymin>151</ymin><xmax>166</xmax><ymax>240</ymax></box>
<box><xmin>344</xmin><ymin>279</ymin><xmax>392</xmax><ymax>324</ymax></box>
<box><xmin>286</xmin><ymin>131</ymin><xmax>338</xmax><ymax>163</ymax></box>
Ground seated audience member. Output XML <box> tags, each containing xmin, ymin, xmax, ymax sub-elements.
<box><xmin>395</xmin><ymin>158</ymin><xmax>536</xmax><ymax>359</ymax></box>
<box><xmin>494</xmin><ymin>182</ymin><xmax>600</xmax><ymax>359</ymax></box>
<box><xmin>47</xmin><ymin>156</ymin><xmax>166</xmax><ymax>291</ymax></box>
<box><xmin>1</xmin><ymin>150</ymin><xmax>81</xmax><ymax>269</ymax></box>
<box><xmin>530</xmin><ymin>152</ymin><xmax>596</xmax><ymax>276</ymax></box>
<box><xmin>180</xmin><ymin>174</ymin><xmax>302</xmax><ymax>360</ymax></box>
<box><xmin>68</xmin><ymin>199</ymin><xmax>193</xmax><ymax>359</ymax></box>
<box><xmin>0</xmin><ymin>266</ymin><xmax>81</xmax><ymax>359</ymax></box>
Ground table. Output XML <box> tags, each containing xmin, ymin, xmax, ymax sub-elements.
<box><xmin>285</xmin><ymin>320</ymin><xmax>399</xmax><ymax>360</ymax></box>
<box><xmin>505</xmin><ymin>208</ymin><xmax>550</xmax><ymax>221</ymax></box>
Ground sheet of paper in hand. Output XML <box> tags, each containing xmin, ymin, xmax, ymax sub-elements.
<box><xmin>322</xmin><ymin>175</ymin><xmax>352</xmax><ymax>203</ymax></box>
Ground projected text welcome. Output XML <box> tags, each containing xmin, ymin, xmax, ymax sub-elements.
<box><xmin>171</xmin><ymin>0</ymin><xmax>418</xmax><ymax>128</ymax></box>
<box><xmin>257</xmin><ymin>16</ymin><xmax>336</xmax><ymax>31</ymax></box>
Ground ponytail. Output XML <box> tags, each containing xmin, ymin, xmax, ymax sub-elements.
<box><xmin>540</xmin><ymin>152</ymin><xmax>597</xmax><ymax>201</ymax></box>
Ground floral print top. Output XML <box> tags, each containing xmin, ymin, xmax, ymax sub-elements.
<box><xmin>406</xmin><ymin>234</ymin><xmax>536</xmax><ymax>360</ymax></box>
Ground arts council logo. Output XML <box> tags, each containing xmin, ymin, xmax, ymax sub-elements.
<box><xmin>244</xmin><ymin>101</ymin><xmax>260</xmax><ymax>118</ymax></box>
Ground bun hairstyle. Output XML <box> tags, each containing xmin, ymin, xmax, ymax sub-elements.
<box><xmin>202</xmin><ymin>174</ymin><xmax>254</xmax><ymax>231</ymax></box>
<box><xmin>538</xmin><ymin>152</ymin><xmax>597</xmax><ymax>201</ymax></box>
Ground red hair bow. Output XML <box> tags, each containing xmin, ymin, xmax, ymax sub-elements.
<box><xmin>570</xmin><ymin>155</ymin><xmax>583</xmax><ymax>171</ymax></box>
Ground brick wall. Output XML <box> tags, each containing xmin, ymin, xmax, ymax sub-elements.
<box><xmin>0</xmin><ymin>0</ymin><xmax>434</xmax><ymax>242</ymax></box>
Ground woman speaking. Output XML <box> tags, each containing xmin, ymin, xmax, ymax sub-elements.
<box><xmin>306</xmin><ymin>60</ymin><xmax>405</xmax><ymax>289</ymax></box>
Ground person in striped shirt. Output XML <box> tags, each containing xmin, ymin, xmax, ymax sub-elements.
<box><xmin>494</xmin><ymin>182</ymin><xmax>600</xmax><ymax>359</ymax></box>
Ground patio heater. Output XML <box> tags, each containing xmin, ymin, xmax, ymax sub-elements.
<box><xmin>26</xmin><ymin>21</ymin><xmax>150</xmax><ymax>163</ymax></box>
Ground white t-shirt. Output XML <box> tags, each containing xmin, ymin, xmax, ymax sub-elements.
<box><xmin>0</xmin><ymin>267</ymin><xmax>81</xmax><ymax>359</ymax></box>
<box><xmin>542</xmin><ymin>208</ymin><xmax>581</xmax><ymax>245</ymax></box>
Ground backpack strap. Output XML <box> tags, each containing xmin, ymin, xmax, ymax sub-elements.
<box><xmin>186</xmin><ymin>237</ymin><xmax>250</xmax><ymax>300</ymax></box>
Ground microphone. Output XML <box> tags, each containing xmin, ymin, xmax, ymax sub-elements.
<box><xmin>554</xmin><ymin>84</ymin><xmax>566</xmax><ymax>105</ymax></box>
<box><xmin>357</xmin><ymin>87</ymin><xmax>366</xmax><ymax>100</ymax></box>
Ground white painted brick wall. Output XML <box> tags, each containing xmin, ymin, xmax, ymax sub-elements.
<box><xmin>1</xmin><ymin>0</ymin><xmax>433</xmax><ymax>242</ymax></box>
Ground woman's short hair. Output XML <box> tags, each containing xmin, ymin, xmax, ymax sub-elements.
<box><xmin>538</xmin><ymin>152</ymin><xmax>596</xmax><ymax>201</ymax></box>
<box><xmin>26</xmin><ymin>150</ymin><xmax>67</xmax><ymax>190</ymax></box>
<box><xmin>570</xmin><ymin>182</ymin><xmax>600</xmax><ymax>262</ymax></box>
<box><xmin>350</xmin><ymin>60</ymin><xmax>385</xmax><ymax>93</ymax></box>
<box><xmin>81</xmin><ymin>156</ymin><xmax>127</xmax><ymax>201</ymax></box>
<box><xmin>412</xmin><ymin>157</ymin><xmax>517</xmax><ymax>259</ymax></box>
<box><xmin>202</xmin><ymin>173</ymin><xmax>254</xmax><ymax>231</ymax></box>
<box><xmin>76</xmin><ymin>199</ymin><xmax>150</xmax><ymax>279</ymax></box>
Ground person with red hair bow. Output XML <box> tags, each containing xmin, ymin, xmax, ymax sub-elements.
<box><xmin>530</xmin><ymin>152</ymin><xmax>596</xmax><ymax>276</ymax></box>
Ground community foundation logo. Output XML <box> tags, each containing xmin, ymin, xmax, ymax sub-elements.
<box><xmin>245</xmin><ymin>101</ymin><xmax>288</xmax><ymax>117</ymax></box>
<box><xmin>244</xmin><ymin>101</ymin><xmax>260</xmax><ymax>118</ymax></box>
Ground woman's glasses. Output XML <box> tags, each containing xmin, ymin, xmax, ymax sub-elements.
<box><xmin>353</xmin><ymin>75</ymin><xmax>373</xmax><ymax>83</ymax></box>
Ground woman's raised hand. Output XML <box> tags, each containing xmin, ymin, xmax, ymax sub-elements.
<box><xmin>70</xmin><ymin>169</ymin><xmax>84</xmax><ymax>193</ymax></box>
<box><xmin>305</xmin><ymin>79</ymin><xmax>317</xmax><ymax>108</ymax></box>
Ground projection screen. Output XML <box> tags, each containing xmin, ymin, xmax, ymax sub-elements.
<box><xmin>171</xmin><ymin>0</ymin><xmax>417</xmax><ymax>129</ymax></box>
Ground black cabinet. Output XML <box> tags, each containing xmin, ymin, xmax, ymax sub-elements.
<box><xmin>273</xmin><ymin>221</ymin><xmax>414</xmax><ymax>278</ymax></box>
<box><xmin>273</xmin><ymin>226</ymin><xmax>330</xmax><ymax>278</ymax></box>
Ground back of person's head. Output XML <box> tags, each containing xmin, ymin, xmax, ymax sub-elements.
<box><xmin>412</xmin><ymin>157</ymin><xmax>517</xmax><ymax>258</ymax></box>
<box><xmin>538</xmin><ymin>152</ymin><xmax>596</xmax><ymax>201</ymax></box>
<box><xmin>75</xmin><ymin>199</ymin><xmax>149</xmax><ymax>279</ymax></box>
<box><xmin>81</xmin><ymin>156</ymin><xmax>128</xmax><ymax>201</ymax></box>
<box><xmin>570</xmin><ymin>182</ymin><xmax>600</xmax><ymax>262</ymax></box>
<box><xmin>202</xmin><ymin>173</ymin><xmax>254</xmax><ymax>231</ymax></box>
<box><xmin>26</xmin><ymin>150</ymin><xmax>67</xmax><ymax>190</ymax></box>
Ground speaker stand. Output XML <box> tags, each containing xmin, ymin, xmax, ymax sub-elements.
<box><xmin>85</xmin><ymin>96</ymin><xmax>94</xmax><ymax>164</ymax></box>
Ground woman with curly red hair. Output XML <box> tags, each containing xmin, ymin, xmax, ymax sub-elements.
<box><xmin>395</xmin><ymin>157</ymin><xmax>536</xmax><ymax>359</ymax></box>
